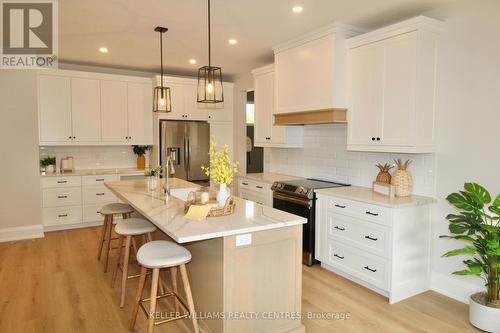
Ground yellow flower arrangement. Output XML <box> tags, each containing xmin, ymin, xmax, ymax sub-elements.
<box><xmin>201</xmin><ymin>139</ymin><xmax>239</xmax><ymax>185</ymax></box>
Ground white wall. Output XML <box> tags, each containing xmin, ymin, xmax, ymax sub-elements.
<box><xmin>424</xmin><ymin>0</ymin><xmax>500</xmax><ymax>302</ymax></box>
<box><xmin>0</xmin><ymin>70</ymin><xmax>43</xmax><ymax>240</ymax></box>
<box><xmin>265</xmin><ymin>124</ymin><xmax>436</xmax><ymax>196</ymax></box>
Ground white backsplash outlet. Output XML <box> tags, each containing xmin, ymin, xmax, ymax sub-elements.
<box><xmin>39</xmin><ymin>146</ymin><xmax>150</xmax><ymax>170</ymax></box>
<box><xmin>264</xmin><ymin>124</ymin><xmax>436</xmax><ymax>197</ymax></box>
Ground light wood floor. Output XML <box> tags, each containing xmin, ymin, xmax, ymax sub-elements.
<box><xmin>0</xmin><ymin>227</ymin><xmax>480</xmax><ymax>333</ymax></box>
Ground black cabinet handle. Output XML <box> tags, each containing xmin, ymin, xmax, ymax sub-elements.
<box><xmin>57</xmin><ymin>180</ymin><xmax>67</xmax><ymax>184</ymax></box>
<box><xmin>334</xmin><ymin>204</ymin><xmax>346</xmax><ymax>208</ymax></box>
<box><xmin>96</xmin><ymin>193</ymin><xmax>105</xmax><ymax>196</ymax></box>
<box><xmin>371</xmin><ymin>137</ymin><xmax>375</xmax><ymax>141</ymax></box>
<box><xmin>58</xmin><ymin>214</ymin><xmax>68</xmax><ymax>218</ymax></box>
<box><xmin>265</xmin><ymin>137</ymin><xmax>271</xmax><ymax>140</ymax></box>
<box><xmin>256</xmin><ymin>202</ymin><xmax>263</xmax><ymax>205</ymax></box>
<box><xmin>364</xmin><ymin>266</ymin><xmax>377</xmax><ymax>273</ymax></box>
<box><xmin>73</xmin><ymin>136</ymin><xmax>76</xmax><ymax>139</ymax></box>
<box><xmin>96</xmin><ymin>178</ymin><xmax>105</xmax><ymax>182</ymax></box>
<box><xmin>68</xmin><ymin>136</ymin><xmax>72</xmax><ymax>139</ymax></box>
<box><xmin>256</xmin><ymin>185</ymin><xmax>263</xmax><ymax>189</ymax></box>
<box><xmin>334</xmin><ymin>226</ymin><xmax>345</xmax><ymax>231</ymax></box>
<box><xmin>334</xmin><ymin>254</ymin><xmax>344</xmax><ymax>259</ymax></box>
<box><xmin>242</xmin><ymin>182</ymin><xmax>249</xmax><ymax>186</ymax></box>
<box><xmin>57</xmin><ymin>195</ymin><xmax>67</xmax><ymax>199</ymax></box>
<box><xmin>366</xmin><ymin>211</ymin><xmax>379</xmax><ymax>216</ymax></box>
<box><xmin>376</xmin><ymin>137</ymin><xmax>381</xmax><ymax>141</ymax></box>
<box><xmin>365</xmin><ymin>235</ymin><xmax>378</xmax><ymax>241</ymax></box>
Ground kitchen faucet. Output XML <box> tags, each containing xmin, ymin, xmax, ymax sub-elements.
<box><xmin>163</xmin><ymin>156</ymin><xmax>176</xmax><ymax>196</ymax></box>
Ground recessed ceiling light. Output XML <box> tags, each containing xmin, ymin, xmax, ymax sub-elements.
<box><xmin>99</xmin><ymin>47</ymin><xmax>108</xmax><ymax>53</ymax></box>
<box><xmin>292</xmin><ymin>6</ymin><xmax>303</xmax><ymax>13</ymax></box>
<box><xmin>189</xmin><ymin>59</ymin><xmax>197</xmax><ymax>64</ymax></box>
<box><xmin>228</xmin><ymin>39</ymin><xmax>238</xmax><ymax>45</ymax></box>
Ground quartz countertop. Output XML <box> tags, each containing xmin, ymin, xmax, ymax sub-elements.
<box><xmin>239</xmin><ymin>172</ymin><xmax>304</xmax><ymax>184</ymax></box>
<box><xmin>40</xmin><ymin>168</ymin><xmax>145</xmax><ymax>177</ymax></box>
<box><xmin>105</xmin><ymin>178</ymin><xmax>307</xmax><ymax>243</ymax></box>
<box><xmin>315</xmin><ymin>186</ymin><xmax>435</xmax><ymax>208</ymax></box>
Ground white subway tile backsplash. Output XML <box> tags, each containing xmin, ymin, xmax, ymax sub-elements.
<box><xmin>264</xmin><ymin>124</ymin><xmax>436</xmax><ymax>197</ymax></box>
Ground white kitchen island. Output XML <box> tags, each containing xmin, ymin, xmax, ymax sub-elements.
<box><xmin>105</xmin><ymin>178</ymin><xmax>306</xmax><ymax>333</ymax></box>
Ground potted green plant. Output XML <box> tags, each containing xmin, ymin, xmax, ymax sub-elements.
<box><xmin>144</xmin><ymin>166</ymin><xmax>162</xmax><ymax>191</ymax></box>
<box><xmin>441</xmin><ymin>183</ymin><xmax>499</xmax><ymax>332</ymax></box>
<box><xmin>40</xmin><ymin>156</ymin><xmax>56</xmax><ymax>173</ymax></box>
<box><xmin>132</xmin><ymin>145</ymin><xmax>151</xmax><ymax>170</ymax></box>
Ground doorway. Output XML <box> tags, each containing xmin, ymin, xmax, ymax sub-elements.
<box><xmin>245</xmin><ymin>90</ymin><xmax>263</xmax><ymax>173</ymax></box>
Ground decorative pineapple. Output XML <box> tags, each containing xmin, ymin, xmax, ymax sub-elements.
<box><xmin>391</xmin><ymin>159</ymin><xmax>413</xmax><ymax>197</ymax></box>
<box><xmin>375</xmin><ymin>163</ymin><xmax>394</xmax><ymax>184</ymax></box>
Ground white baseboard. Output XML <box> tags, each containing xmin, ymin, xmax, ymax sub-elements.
<box><xmin>0</xmin><ymin>225</ymin><xmax>44</xmax><ymax>243</ymax></box>
<box><xmin>431</xmin><ymin>271</ymin><xmax>483</xmax><ymax>304</ymax></box>
<box><xmin>44</xmin><ymin>220</ymin><xmax>103</xmax><ymax>232</ymax></box>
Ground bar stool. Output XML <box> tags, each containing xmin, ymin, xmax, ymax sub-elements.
<box><xmin>130</xmin><ymin>240</ymin><xmax>199</xmax><ymax>333</ymax></box>
<box><xmin>97</xmin><ymin>202</ymin><xmax>134</xmax><ymax>273</ymax></box>
<box><xmin>111</xmin><ymin>218</ymin><xmax>158</xmax><ymax>308</ymax></box>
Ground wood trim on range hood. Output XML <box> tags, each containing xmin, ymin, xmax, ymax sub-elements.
<box><xmin>274</xmin><ymin>109</ymin><xmax>347</xmax><ymax>126</ymax></box>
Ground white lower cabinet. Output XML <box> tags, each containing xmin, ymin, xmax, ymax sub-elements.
<box><xmin>237</xmin><ymin>177</ymin><xmax>272</xmax><ymax>207</ymax></box>
<box><xmin>316</xmin><ymin>193</ymin><xmax>431</xmax><ymax>303</ymax></box>
<box><xmin>41</xmin><ymin>174</ymin><xmax>119</xmax><ymax>230</ymax></box>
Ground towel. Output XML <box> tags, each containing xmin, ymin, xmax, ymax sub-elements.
<box><xmin>185</xmin><ymin>204</ymin><xmax>215</xmax><ymax>221</ymax></box>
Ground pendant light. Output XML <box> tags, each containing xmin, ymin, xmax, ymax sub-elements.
<box><xmin>153</xmin><ymin>26</ymin><xmax>172</xmax><ymax>112</ymax></box>
<box><xmin>197</xmin><ymin>0</ymin><xmax>224</xmax><ymax>103</ymax></box>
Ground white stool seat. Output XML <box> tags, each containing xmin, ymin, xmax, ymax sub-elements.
<box><xmin>137</xmin><ymin>240</ymin><xmax>192</xmax><ymax>269</ymax></box>
<box><xmin>115</xmin><ymin>218</ymin><xmax>156</xmax><ymax>236</ymax></box>
<box><xmin>100</xmin><ymin>203</ymin><xmax>134</xmax><ymax>215</ymax></box>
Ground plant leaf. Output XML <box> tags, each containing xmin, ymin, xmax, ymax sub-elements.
<box><xmin>452</xmin><ymin>268</ymin><xmax>481</xmax><ymax>276</ymax></box>
<box><xmin>464</xmin><ymin>183</ymin><xmax>491</xmax><ymax>204</ymax></box>
<box><xmin>492</xmin><ymin>194</ymin><xmax>500</xmax><ymax>207</ymax></box>
<box><xmin>447</xmin><ymin>192</ymin><xmax>480</xmax><ymax>212</ymax></box>
<box><xmin>442</xmin><ymin>246</ymin><xmax>476</xmax><ymax>257</ymax></box>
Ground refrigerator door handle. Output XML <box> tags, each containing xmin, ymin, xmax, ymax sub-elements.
<box><xmin>186</xmin><ymin>137</ymin><xmax>191</xmax><ymax>171</ymax></box>
<box><xmin>183</xmin><ymin>135</ymin><xmax>189</xmax><ymax>173</ymax></box>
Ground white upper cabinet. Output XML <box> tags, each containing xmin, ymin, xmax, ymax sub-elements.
<box><xmin>273</xmin><ymin>23</ymin><xmax>364</xmax><ymax>115</ymax></box>
<box><xmin>38</xmin><ymin>75</ymin><xmax>72</xmax><ymax>143</ymax></box>
<box><xmin>127</xmin><ymin>82</ymin><xmax>153</xmax><ymax>144</ymax></box>
<box><xmin>206</xmin><ymin>82</ymin><xmax>234</xmax><ymax>123</ymax></box>
<box><xmin>346</xmin><ymin>16</ymin><xmax>442</xmax><ymax>153</ymax></box>
<box><xmin>38</xmin><ymin>70</ymin><xmax>153</xmax><ymax>146</ymax></box>
<box><xmin>252</xmin><ymin>65</ymin><xmax>303</xmax><ymax>148</ymax></box>
<box><xmin>101</xmin><ymin>80</ymin><xmax>128</xmax><ymax>143</ymax></box>
<box><xmin>71</xmin><ymin>78</ymin><xmax>101</xmax><ymax>142</ymax></box>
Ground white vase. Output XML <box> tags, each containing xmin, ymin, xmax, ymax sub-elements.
<box><xmin>217</xmin><ymin>183</ymin><xmax>229</xmax><ymax>207</ymax></box>
<box><xmin>46</xmin><ymin>165</ymin><xmax>55</xmax><ymax>173</ymax></box>
<box><xmin>469</xmin><ymin>292</ymin><xmax>500</xmax><ymax>332</ymax></box>
<box><xmin>147</xmin><ymin>176</ymin><xmax>158</xmax><ymax>191</ymax></box>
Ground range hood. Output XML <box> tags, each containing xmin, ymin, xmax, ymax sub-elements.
<box><xmin>274</xmin><ymin>109</ymin><xmax>347</xmax><ymax>126</ymax></box>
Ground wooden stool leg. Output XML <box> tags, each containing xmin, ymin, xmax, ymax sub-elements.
<box><xmin>122</xmin><ymin>212</ymin><xmax>130</xmax><ymax>219</ymax></box>
<box><xmin>180</xmin><ymin>264</ymin><xmax>199</xmax><ymax>333</ymax></box>
<box><xmin>120</xmin><ymin>235</ymin><xmax>132</xmax><ymax>308</ymax></box>
<box><xmin>131</xmin><ymin>237</ymin><xmax>138</xmax><ymax>256</ymax></box>
<box><xmin>103</xmin><ymin>215</ymin><xmax>114</xmax><ymax>273</ymax></box>
<box><xmin>97</xmin><ymin>215</ymin><xmax>108</xmax><ymax>260</ymax></box>
<box><xmin>170</xmin><ymin>266</ymin><xmax>180</xmax><ymax>313</ymax></box>
<box><xmin>148</xmin><ymin>268</ymin><xmax>160</xmax><ymax>333</ymax></box>
<box><xmin>111</xmin><ymin>235</ymin><xmax>124</xmax><ymax>288</ymax></box>
<box><xmin>130</xmin><ymin>266</ymin><xmax>147</xmax><ymax>331</ymax></box>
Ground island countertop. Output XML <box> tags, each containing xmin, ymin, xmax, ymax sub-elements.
<box><xmin>105</xmin><ymin>178</ymin><xmax>307</xmax><ymax>243</ymax></box>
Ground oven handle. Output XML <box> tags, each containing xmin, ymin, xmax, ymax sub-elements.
<box><xmin>273</xmin><ymin>192</ymin><xmax>311</xmax><ymax>208</ymax></box>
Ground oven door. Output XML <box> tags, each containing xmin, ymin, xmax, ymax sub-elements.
<box><xmin>272</xmin><ymin>191</ymin><xmax>316</xmax><ymax>266</ymax></box>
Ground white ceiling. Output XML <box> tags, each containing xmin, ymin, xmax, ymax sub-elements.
<box><xmin>59</xmin><ymin>0</ymin><xmax>453</xmax><ymax>79</ymax></box>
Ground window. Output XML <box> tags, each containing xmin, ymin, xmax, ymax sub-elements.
<box><xmin>246</xmin><ymin>103</ymin><xmax>255</xmax><ymax>124</ymax></box>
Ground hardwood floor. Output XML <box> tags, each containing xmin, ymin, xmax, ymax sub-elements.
<box><xmin>0</xmin><ymin>227</ymin><xmax>480</xmax><ymax>333</ymax></box>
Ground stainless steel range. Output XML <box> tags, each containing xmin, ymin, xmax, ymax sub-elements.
<box><xmin>271</xmin><ymin>179</ymin><xmax>350</xmax><ymax>266</ymax></box>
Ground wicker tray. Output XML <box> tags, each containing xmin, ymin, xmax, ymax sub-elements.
<box><xmin>184</xmin><ymin>195</ymin><xmax>236</xmax><ymax>217</ymax></box>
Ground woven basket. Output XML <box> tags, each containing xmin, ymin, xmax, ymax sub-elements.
<box><xmin>184</xmin><ymin>195</ymin><xmax>236</xmax><ymax>217</ymax></box>
<box><xmin>391</xmin><ymin>170</ymin><xmax>413</xmax><ymax>197</ymax></box>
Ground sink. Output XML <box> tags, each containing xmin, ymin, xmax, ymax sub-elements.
<box><xmin>169</xmin><ymin>188</ymin><xmax>198</xmax><ymax>202</ymax></box>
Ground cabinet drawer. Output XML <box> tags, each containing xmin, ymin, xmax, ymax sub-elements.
<box><xmin>327</xmin><ymin>212</ymin><xmax>390</xmax><ymax>258</ymax></box>
<box><xmin>328</xmin><ymin>240</ymin><xmax>389</xmax><ymax>290</ymax></box>
<box><xmin>41</xmin><ymin>176</ymin><xmax>82</xmax><ymax>189</ymax></box>
<box><xmin>325</xmin><ymin>196</ymin><xmax>390</xmax><ymax>226</ymax></box>
<box><xmin>82</xmin><ymin>186</ymin><xmax>116</xmax><ymax>205</ymax></box>
<box><xmin>239</xmin><ymin>188</ymin><xmax>269</xmax><ymax>206</ymax></box>
<box><xmin>82</xmin><ymin>174</ymin><xmax>118</xmax><ymax>186</ymax></box>
<box><xmin>43</xmin><ymin>206</ymin><xmax>82</xmax><ymax>226</ymax></box>
<box><xmin>42</xmin><ymin>187</ymin><xmax>82</xmax><ymax>207</ymax></box>
<box><xmin>82</xmin><ymin>204</ymin><xmax>107</xmax><ymax>223</ymax></box>
<box><xmin>238</xmin><ymin>178</ymin><xmax>271</xmax><ymax>194</ymax></box>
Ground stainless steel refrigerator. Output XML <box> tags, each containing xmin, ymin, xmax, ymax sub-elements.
<box><xmin>159</xmin><ymin>120</ymin><xmax>210</xmax><ymax>184</ymax></box>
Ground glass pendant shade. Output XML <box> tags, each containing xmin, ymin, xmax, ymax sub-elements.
<box><xmin>153</xmin><ymin>86</ymin><xmax>172</xmax><ymax>112</ymax></box>
<box><xmin>197</xmin><ymin>65</ymin><xmax>223</xmax><ymax>103</ymax></box>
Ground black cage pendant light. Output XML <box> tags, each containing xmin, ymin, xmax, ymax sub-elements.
<box><xmin>197</xmin><ymin>0</ymin><xmax>224</xmax><ymax>103</ymax></box>
<box><xmin>153</xmin><ymin>26</ymin><xmax>172</xmax><ymax>112</ymax></box>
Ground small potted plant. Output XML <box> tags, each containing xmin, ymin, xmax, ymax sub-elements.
<box><xmin>132</xmin><ymin>145</ymin><xmax>152</xmax><ymax>170</ymax></box>
<box><xmin>144</xmin><ymin>166</ymin><xmax>162</xmax><ymax>191</ymax></box>
<box><xmin>441</xmin><ymin>183</ymin><xmax>499</xmax><ymax>332</ymax></box>
<box><xmin>40</xmin><ymin>156</ymin><xmax>56</xmax><ymax>173</ymax></box>
<box><xmin>201</xmin><ymin>139</ymin><xmax>239</xmax><ymax>207</ymax></box>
